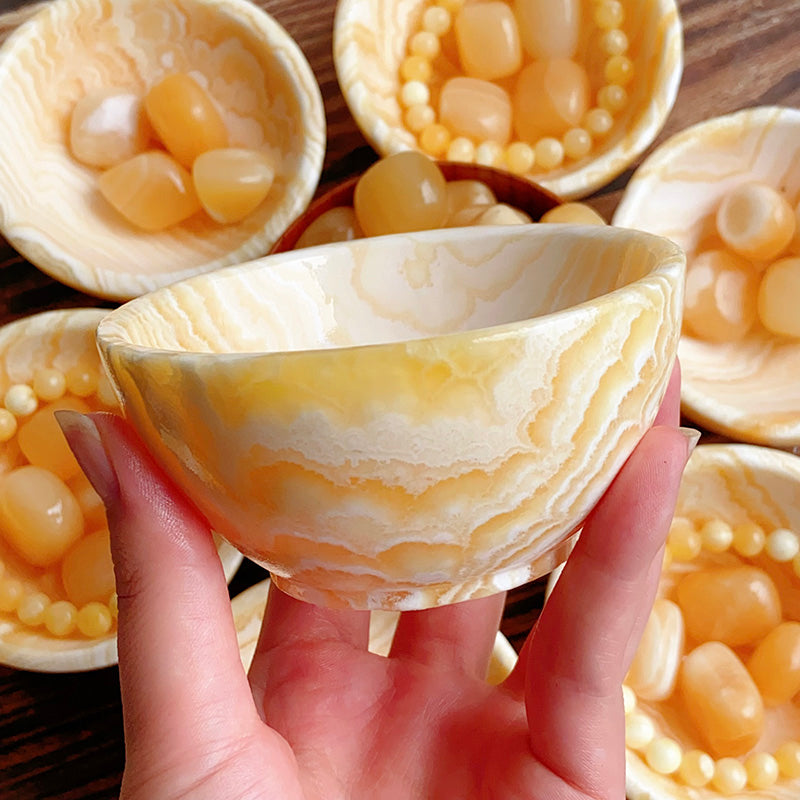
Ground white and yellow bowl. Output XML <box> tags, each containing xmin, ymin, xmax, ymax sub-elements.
<box><xmin>547</xmin><ymin>443</ymin><xmax>800</xmax><ymax>800</ymax></box>
<box><xmin>0</xmin><ymin>0</ymin><xmax>325</xmax><ymax>301</ymax></box>
<box><xmin>0</xmin><ymin>309</ymin><xmax>242</xmax><ymax>672</ymax></box>
<box><xmin>333</xmin><ymin>0</ymin><xmax>683</xmax><ymax>200</ymax></box>
<box><xmin>97</xmin><ymin>224</ymin><xmax>684</xmax><ymax>610</ymax></box>
<box><xmin>614</xmin><ymin>106</ymin><xmax>800</xmax><ymax>448</ymax></box>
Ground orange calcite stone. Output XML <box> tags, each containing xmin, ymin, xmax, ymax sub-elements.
<box><xmin>683</xmin><ymin>249</ymin><xmax>759</xmax><ymax>342</ymax></box>
<box><xmin>296</xmin><ymin>207</ymin><xmax>364</xmax><ymax>249</ymax></box>
<box><xmin>445</xmin><ymin>179</ymin><xmax>496</xmax><ymax>218</ymax></box>
<box><xmin>454</xmin><ymin>2</ymin><xmax>522</xmax><ymax>81</ymax></box>
<box><xmin>439</xmin><ymin>77</ymin><xmax>512</xmax><ymax>145</ymax></box>
<box><xmin>98</xmin><ymin>151</ymin><xmax>201</xmax><ymax>232</ymax></box>
<box><xmin>746</xmin><ymin>621</ymin><xmax>800</xmax><ymax>706</ymax></box>
<box><xmin>61</xmin><ymin>528</ymin><xmax>115</xmax><ymax>607</ymax></box>
<box><xmin>679</xmin><ymin>641</ymin><xmax>764</xmax><ymax>758</ymax></box>
<box><xmin>0</xmin><ymin>466</ymin><xmax>84</xmax><ymax>568</ymax></box>
<box><xmin>675</xmin><ymin>565</ymin><xmax>782</xmax><ymax>647</ymax></box>
<box><xmin>514</xmin><ymin>0</ymin><xmax>580</xmax><ymax>60</ymax></box>
<box><xmin>513</xmin><ymin>59</ymin><xmax>590</xmax><ymax>141</ymax></box>
<box><xmin>16</xmin><ymin>397</ymin><xmax>91</xmax><ymax>482</ymax></box>
<box><xmin>716</xmin><ymin>182</ymin><xmax>796</xmax><ymax>261</ymax></box>
<box><xmin>353</xmin><ymin>151</ymin><xmax>448</xmax><ymax>236</ymax></box>
<box><xmin>144</xmin><ymin>73</ymin><xmax>228</xmax><ymax>168</ymax></box>
<box><xmin>758</xmin><ymin>257</ymin><xmax>800</xmax><ymax>338</ymax></box>
<box><xmin>192</xmin><ymin>148</ymin><xmax>275</xmax><ymax>224</ymax></box>
<box><xmin>69</xmin><ymin>88</ymin><xmax>151</xmax><ymax>168</ymax></box>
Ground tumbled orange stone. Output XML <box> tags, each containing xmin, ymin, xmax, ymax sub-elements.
<box><xmin>454</xmin><ymin>2</ymin><xmax>522</xmax><ymax>81</ymax></box>
<box><xmin>439</xmin><ymin>77</ymin><xmax>512</xmax><ymax>145</ymax></box>
<box><xmin>758</xmin><ymin>257</ymin><xmax>800</xmax><ymax>338</ymax></box>
<box><xmin>0</xmin><ymin>466</ymin><xmax>84</xmax><ymax>568</ymax></box>
<box><xmin>144</xmin><ymin>73</ymin><xmax>228</xmax><ymax>168</ymax></box>
<box><xmin>675</xmin><ymin>565</ymin><xmax>782</xmax><ymax>647</ymax></box>
<box><xmin>98</xmin><ymin>151</ymin><xmax>201</xmax><ymax>231</ymax></box>
<box><xmin>17</xmin><ymin>397</ymin><xmax>91</xmax><ymax>482</ymax></box>
<box><xmin>683</xmin><ymin>250</ymin><xmax>760</xmax><ymax>342</ymax></box>
<box><xmin>295</xmin><ymin>207</ymin><xmax>363</xmax><ymax>249</ymax></box>
<box><xmin>513</xmin><ymin>59</ymin><xmax>590</xmax><ymax>141</ymax></box>
<box><xmin>680</xmin><ymin>641</ymin><xmax>764</xmax><ymax>758</ymax></box>
<box><xmin>353</xmin><ymin>152</ymin><xmax>448</xmax><ymax>236</ymax></box>
<box><xmin>61</xmin><ymin>528</ymin><xmax>115</xmax><ymax>608</ymax></box>
<box><xmin>746</xmin><ymin>622</ymin><xmax>800</xmax><ymax>706</ymax></box>
<box><xmin>193</xmin><ymin>148</ymin><xmax>275</xmax><ymax>224</ymax></box>
<box><xmin>70</xmin><ymin>88</ymin><xmax>151</xmax><ymax>168</ymax></box>
<box><xmin>514</xmin><ymin>0</ymin><xmax>580</xmax><ymax>60</ymax></box>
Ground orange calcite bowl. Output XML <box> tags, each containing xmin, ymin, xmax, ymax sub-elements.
<box><xmin>0</xmin><ymin>309</ymin><xmax>243</xmax><ymax>672</ymax></box>
<box><xmin>97</xmin><ymin>224</ymin><xmax>684</xmax><ymax>610</ymax></box>
<box><xmin>333</xmin><ymin>0</ymin><xmax>683</xmax><ymax>200</ymax></box>
<box><xmin>269</xmin><ymin>161</ymin><xmax>562</xmax><ymax>253</ymax></box>
<box><xmin>614</xmin><ymin>106</ymin><xmax>800</xmax><ymax>448</ymax></box>
<box><xmin>0</xmin><ymin>0</ymin><xmax>325</xmax><ymax>301</ymax></box>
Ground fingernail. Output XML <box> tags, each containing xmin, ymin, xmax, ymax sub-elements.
<box><xmin>55</xmin><ymin>410</ymin><xmax>119</xmax><ymax>506</ymax></box>
<box><xmin>678</xmin><ymin>426</ymin><xmax>701</xmax><ymax>456</ymax></box>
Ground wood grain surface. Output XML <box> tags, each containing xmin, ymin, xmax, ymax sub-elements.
<box><xmin>0</xmin><ymin>0</ymin><xmax>799</xmax><ymax>797</ymax></box>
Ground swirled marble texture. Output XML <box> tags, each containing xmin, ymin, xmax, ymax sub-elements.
<box><xmin>626</xmin><ymin>444</ymin><xmax>800</xmax><ymax>800</ymax></box>
<box><xmin>333</xmin><ymin>0</ymin><xmax>683</xmax><ymax>200</ymax></box>
<box><xmin>98</xmin><ymin>225</ymin><xmax>684</xmax><ymax>609</ymax></box>
<box><xmin>0</xmin><ymin>309</ymin><xmax>243</xmax><ymax>672</ymax></box>
<box><xmin>0</xmin><ymin>0</ymin><xmax>325</xmax><ymax>301</ymax></box>
<box><xmin>614</xmin><ymin>106</ymin><xmax>800</xmax><ymax>448</ymax></box>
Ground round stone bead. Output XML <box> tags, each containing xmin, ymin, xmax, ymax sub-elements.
<box><xmin>765</xmin><ymin>528</ymin><xmax>800</xmax><ymax>562</ymax></box>
<box><xmin>678</xmin><ymin>750</ymin><xmax>714</xmax><ymax>788</ymax></box>
<box><xmin>645</xmin><ymin>737</ymin><xmax>682</xmax><ymax>775</ymax></box>
<box><xmin>405</xmin><ymin>104</ymin><xmax>436</xmax><ymax>133</ymax></box>
<box><xmin>446</xmin><ymin>137</ymin><xmax>476</xmax><ymax>162</ymax></box>
<box><xmin>562</xmin><ymin>127</ymin><xmax>592</xmax><ymax>159</ymax></box>
<box><xmin>745</xmin><ymin>752</ymin><xmax>779</xmax><ymax>789</ymax></box>
<box><xmin>711</xmin><ymin>758</ymin><xmax>747</xmax><ymax>794</ymax></box>
<box><xmin>625</xmin><ymin>712</ymin><xmax>655</xmax><ymax>749</ymax></box>
<box><xmin>32</xmin><ymin>368</ymin><xmax>67</xmax><ymax>402</ymax></box>
<box><xmin>598</xmin><ymin>84</ymin><xmax>628</xmax><ymax>113</ymax></box>
<box><xmin>535</xmin><ymin>138</ymin><xmax>564</xmax><ymax>170</ymax></box>
<box><xmin>0</xmin><ymin>409</ymin><xmax>17</xmax><ymax>443</ymax></box>
<box><xmin>5</xmin><ymin>384</ymin><xmax>37</xmax><ymax>417</ymax></box>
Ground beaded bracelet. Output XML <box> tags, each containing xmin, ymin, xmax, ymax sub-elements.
<box><xmin>398</xmin><ymin>0</ymin><xmax>634</xmax><ymax>173</ymax></box>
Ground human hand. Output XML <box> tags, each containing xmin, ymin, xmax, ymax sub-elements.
<box><xmin>57</xmin><ymin>367</ymin><xmax>693</xmax><ymax>800</ymax></box>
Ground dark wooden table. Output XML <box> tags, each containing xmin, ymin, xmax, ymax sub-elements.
<box><xmin>0</xmin><ymin>0</ymin><xmax>798</xmax><ymax>797</ymax></box>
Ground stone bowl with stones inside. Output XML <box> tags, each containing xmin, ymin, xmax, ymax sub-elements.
<box><xmin>269</xmin><ymin>155</ymin><xmax>615</xmax><ymax>253</ymax></box>
<box><xmin>96</xmin><ymin>223</ymin><xmax>684</xmax><ymax>611</ymax></box>
<box><xmin>614</xmin><ymin>106</ymin><xmax>800</xmax><ymax>449</ymax></box>
<box><xmin>550</xmin><ymin>443</ymin><xmax>800</xmax><ymax>800</ymax></box>
<box><xmin>0</xmin><ymin>0</ymin><xmax>325</xmax><ymax>301</ymax></box>
<box><xmin>0</xmin><ymin>308</ymin><xmax>243</xmax><ymax>672</ymax></box>
<box><xmin>333</xmin><ymin>0</ymin><xmax>683</xmax><ymax>200</ymax></box>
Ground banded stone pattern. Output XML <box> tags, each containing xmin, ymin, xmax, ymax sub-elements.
<box><xmin>614</xmin><ymin>106</ymin><xmax>800</xmax><ymax>448</ymax></box>
<box><xmin>99</xmin><ymin>225</ymin><xmax>684</xmax><ymax>609</ymax></box>
<box><xmin>333</xmin><ymin>0</ymin><xmax>683</xmax><ymax>200</ymax></box>
<box><xmin>626</xmin><ymin>443</ymin><xmax>800</xmax><ymax>800</ymax></box>
<box><xmin>0</xmin><ymin>0</ymin><xmax>325</xmax><ymax>301</ymax></box>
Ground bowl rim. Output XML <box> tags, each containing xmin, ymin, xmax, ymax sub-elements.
<box><xmin>332</xmin><ymin>0</ymin><xmax>684</xmax><ymax>201</ymax></box>
<box><xmin>96</xmin><ymin>223</ymin><xmax>686</xmax><ymax>362</ymax></box>
<box><xmin>613</xmin><ymin>104</ymin><xmax>800</xmax><ymax>448</ymax></box>
<box><xmin>0</xmin><ymin>307</ymin><xmax>244</xmax><ymax>672</ymax></box>
<box><xmin>0</xmin><ymin>0</ymin><xmax>327</xmax><ymax>302</ymax></box>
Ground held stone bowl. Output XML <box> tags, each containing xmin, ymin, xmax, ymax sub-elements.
<box><xmin>0</xmin><ymin>0</ymin><xmax>325</xmax><ymax>301</ymax></box>
<box><xmin>97</xmin><ymin>224</ymin><xmax>685</xmax><ymax>610</ymax></box>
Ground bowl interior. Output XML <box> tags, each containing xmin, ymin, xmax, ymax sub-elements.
<box><xmin>333</xmin><ymin>0</ymin><xmax>682</xmax><ymax>199</ymax></box>
<box><xmin>100</xmin><ymin>224</ymin><xmax>682</xmax><ymax>355</ymax></box>
<box><xmin>614</xmin><ymin>106</ymin><xmax>800</xmax><ymax>446</ymax></box>
<box><xmin>0</xmin><ymin>0</ymin><xmax>325</xmax><ymax>300</ymax></box>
